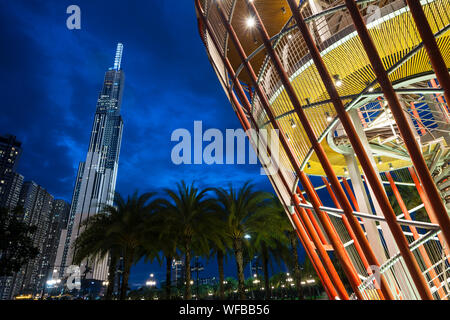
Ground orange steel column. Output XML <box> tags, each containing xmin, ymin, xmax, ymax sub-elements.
<box><xmin>322</xmin><ymin>177</ymin><xmax>371</xmax><ymax>270</ymax></box>
<box><xmin>296</xmin><ymin>188</ymin><xmax>329</xmax><ymax>245</ymax></box>
<box><xmin>342</xmin><ymin>178</ymin><xmax>360</xmax><ymax>212</ymax></box>
<box><xmin>292</xmin><ymin>217</ymin><xmax>335</xmax><ymax>299</ymax></box>
<box><xmin>319</xmin><ymin>176</ymin><xmax>388</xmax><ymax>298</ymax></box>
<box><xmin>194</xmin><ymin>0</ymin><xmax>343</xmax><ymax>299</ymax></box>
<box><xmin>408</xmin><ymin>167</ymin><xmax>450</xmax><ymax>262</ymax></box>
<box><xmin>292</xmin><ymin>198</ymin><xmax>350</xmax><ymax>299</ymax></box>
<box><xmin>247</xmin><ymin>0</ymin><xmax>395</xmax><ymax>299</ymax></box>
<box><xmin>344</xmin><ymin>0</ymin><xmax>450</xmax><ymax>269</ymax></box>
<box><xmin>406</xmin><ymin>0</ymin><xmax>450</xmax><ymax>105</ymax></box>
<box><xmin>298</xmin><ymin>172</ymin><xmax>363</xmax><ymax>298</ymax></box>
<box><xmin>216</xmin><ymin>3</ymin><xmax>364</xmax><ymax>300</ymax></box>
<box><xmin>385</xmin><ymin>172</ymin><xmax>445</xmax><ymax>298</ymax></box>
<box><xmin>231</xmin><ymin>80</ymin><xmax>346</xmax><ymax>299</ymax></box>
<box><xmin>230</xmin><ymin>87</ymin><xmax>342</xmax><ymax>299</ymax></box>
<box><xmin>286</xmin><ymin>0</ymin><xmax>433</xmax><ymax>299</ymax></box>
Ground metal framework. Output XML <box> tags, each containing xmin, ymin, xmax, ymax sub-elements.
<box><xmin>195</xmin><ymin>0</ymin><xmax>450</xmax><ymax>300</ymax></box>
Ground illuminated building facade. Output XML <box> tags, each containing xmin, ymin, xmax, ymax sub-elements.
<box><xmin>57</xmin><ymin>43</ymin><xmax>125</xmax><ymax>282</ymax></box>
<box><xmin>196</xmin><ymin>0</ymin><xmax>450</xmax><ymax>299</ymax></box>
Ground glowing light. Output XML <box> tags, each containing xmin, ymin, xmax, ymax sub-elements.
<box><xmin>246</xmin><ymin>16</ymin><xmax>256</xmax><ymax>28</ymax></box>
<box><xmin>290</xmin><ymin>119</ymin><xmax>296</xmax><ymax>128</ymax></box>
<box><xmin>326</xmin><ymin>112</ymin><xmax>333</xmax><ymax>123</ymax></box>
<box><xmin>333</xmin><ymin>75</ymin><xmax>342</xmax><ymax>87</ymax></box>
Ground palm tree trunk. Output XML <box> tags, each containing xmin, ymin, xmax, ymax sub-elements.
<box><xmin>217</xmin><ymin>249</ymin><xmax>225</xmax><ymax>300</ymax></box>
<box><xmin>120</xmin><ymin>249</ymin><xmax>133</xmax><ymax>300</ymax></box>
<box><xmin>184</xmin><ymin>241</ymin><xmax>192</xmax><ymax>300</ymax></box>
<box><xmin>105</xmin><ymin>252</ymin><xmax>117</xmax><ymax>300</ymax></box>
<box><xmin>261</xmin><ymin>243</ymin><xmax>271</xmax><ymax>299</ymax></box>
<box><xmin>165</xmin><ymin>255</ymin><xmax>172</xmax><ymax>299</ymax></box>
<box><xmin>233</xmin><ymin>238</ymin><xmax>246</xmax><ymax>300</ymax></box>
<box><xmin>289</xmin><ymin>231</ymin><xmax>304</xmax><ymax>299</ymax></box>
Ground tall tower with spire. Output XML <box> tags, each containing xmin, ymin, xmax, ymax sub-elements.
<box><xmin>57</xmin><ymin>44</ymin><xmax>125</xmax><ymax>282</ymax></box>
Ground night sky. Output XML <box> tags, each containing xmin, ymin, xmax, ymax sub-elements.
<box><xmin>0</xmin><ymin>0</ymin><xmax>311</xmax><ymax>288</ymax></box>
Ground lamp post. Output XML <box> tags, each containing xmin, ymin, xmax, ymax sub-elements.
<box><xmin>146</xmin><ymin>273</ymin><xmax>157</xmax><ymax>288</ymax></box>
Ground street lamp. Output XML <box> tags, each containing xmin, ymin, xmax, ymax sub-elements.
<box><xmin>146</xmin><ymin>273</ymin><xmax>157</xmax><ymax>287</ymax></box>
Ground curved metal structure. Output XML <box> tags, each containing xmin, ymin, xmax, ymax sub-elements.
<box><xmin>195</xmin><ymin>0</ymin><xmax>450</xmax><ymax>300</ymax></box>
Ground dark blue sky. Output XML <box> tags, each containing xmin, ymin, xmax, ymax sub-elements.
<box><xmin>0</xmin><ymin>0</ymin><xmax>285</xmax><ymax>288</ymax></box>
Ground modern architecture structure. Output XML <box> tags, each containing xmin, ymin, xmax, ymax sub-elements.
<box><xmin>44</xmin><ymin>200</ymin><xmax>70</xmax><ymax>282</ymax></box>
<box><xmin>0</xmin><ymin>181</ymin><xmax>70</xmax><ymax>299</ymax></box>
<box><xmin>196</xmin><ymin>0</ymin><xmax>450</xmax><ymax>300</ymax></box>
<box><xmin>0</xmin><ymin>134</ymin><xmax>23</xmax><ymax>209</ymax></box>
<box><xmin>57</xmin><ymin>43</ymin><xmax>125</xmax><ymax>282</ymax></box>
<box><xmin>0</xmin><ymin>135</ymin><xmax>71</xmax><ymax>299</ymax></box>
<box><xmin>15</xmin><ymin>182</ymin><xmax>54</xmax><ymax>296</ymax></box>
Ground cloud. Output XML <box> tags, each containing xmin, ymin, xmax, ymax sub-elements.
<box><xmin>1</xmin><ymin>0</ymin><xmax>281</xmax><ymax>286</ymax></box>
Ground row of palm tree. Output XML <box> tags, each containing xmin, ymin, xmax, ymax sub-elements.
<box><xmin>72</xmin><ymin>181</ymin><xmax>309</xmax><ymax>300</ymax></box>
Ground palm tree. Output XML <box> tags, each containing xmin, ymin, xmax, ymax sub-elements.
<box><xmin>223</xmin><ymin>276</ymin><xmax>238</xmax><ymax>298</ymax></box>
<box><xmin>72</xmin><ymin>210</ymin><xmax>120</xmax><ymax>299</ymax></box>
<box><xmin>158</xmin><ymin>181</ymin><xmax>220</xmax><ymax>300</ymax></box>
<box><xmin>262</xmin><ymin>197</ymin><xmax>304</xmax><ymax>299</ymax></box>
<box><xmin>206</xmin><ymin>201</ymin><xmax>231</xmax><ymax>300</ymax></box>
<box><xmin>287</xmin><ymin>230</ymin><xmax>304</xmax><ymax>299</ymax></box>
<box><xmin>144</xmin><ymin>204</ymin><xmax>180</xmax><ymax>300</ymax></box>
<box><xmin>213</xmin><ymin>182</ymin><xmax>272</xmax><ymax>300</ymax></box>
<box><xmin>249</xmin><ymin>197</ymin><xmax>291</xmax><ymax>299</ymax></box>
<box><xmin>73</xmin><ymin>192</ymin><xmax>156</xmax><ymax>300</ymax></box>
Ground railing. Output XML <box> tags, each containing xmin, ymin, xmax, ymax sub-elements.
<box><xmin>358</xmin><ymin>229</ymin><xmax>450</xmax><ymax>299</ymax></box>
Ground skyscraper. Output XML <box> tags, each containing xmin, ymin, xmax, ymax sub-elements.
<box><xmin>57</xmin><ymin>43</ymin><xmax>125</xmax><ymax>282</ymax></box>
<box><xmin>14</xmin><ymin>182</ymin><xmax>55</xmax><ymax>297</ymax></box>
<box><xmin>44</xmin><ymin>200</ymin><xmax>70</xmax><ymax>282</ymax></box>
<box><xmin>0</xmin><ymin>134</ymin><xmax>23</xmax><ymax>209</ymax></box>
